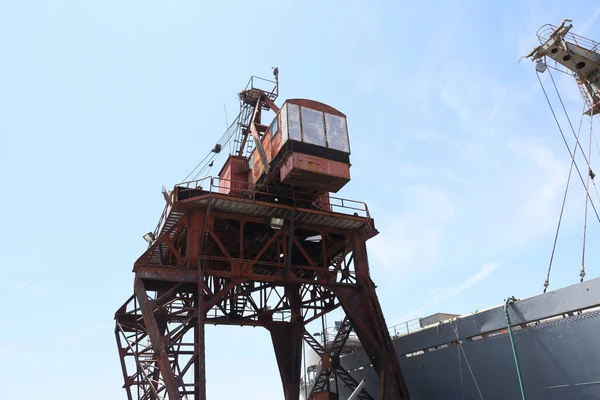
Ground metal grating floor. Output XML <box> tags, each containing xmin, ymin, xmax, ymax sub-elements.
<box><xmin>190</xmin><ymin>196</ymin><xmax>366</xmax><ymax>230</ymax></box>
<box><xmin>146</xmin><ymin>194</ymin><xmax>370</xmax><ymax>265</ymax></box>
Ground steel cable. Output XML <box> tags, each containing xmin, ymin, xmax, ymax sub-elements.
<box><xmin>536</xmin><ymin>71</ymin><xmax>600</xmax><ymax>223</ymax></box>
<box><xmin>581</xmin><ymin>115</ymin><xmax>593</xmax><ymax>282</ymax></box>
<box><xmin>536</xmin><ymin>72</ymin><xmax>592</xmax><ymax>293</ymax></box>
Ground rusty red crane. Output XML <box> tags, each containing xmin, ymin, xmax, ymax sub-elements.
<box><xmin>114</xmin><ymin>72</ymin><xmax>410</xmax><ymax>400</ymax></box>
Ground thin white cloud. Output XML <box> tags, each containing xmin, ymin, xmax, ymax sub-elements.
<box><xmin>396</xmin><ymin>263</ymin><xmax>501</xmax><ymax>322</ymax></box>
<box><xmin>508</xmin><ymin>140</ymin><xmax>570</xmax><ymax>244</ymax></box>
<box><xmin>579</xmin><ymin>7</ymin><xmax>600</xmax><ymax>36</ymax></box>
<box><xmin>359</xmin><ymin>15</ymin><xmax>578</xmax><ymax>284</ymax></box>
<box><xmin>368</xmin><ymin>185</ymin><xmax>455</xmax><ymax>280</ymax></box>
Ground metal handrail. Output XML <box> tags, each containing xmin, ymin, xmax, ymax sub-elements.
<box><xmin>243</xmin><ymin>75</ymin><xmax>278</xmax><ymax>100</ymax></box>
<box><xmin>149</xmin><ymin>177</ymin><xmax>213</xmax><ymax>245</ymax></box>
<box><xmin>536</xmin><ymin>22</ymin><xmax>600</xmax><ymax>51</ymax></box>
<box><xmin>150</xmin><ymin>204</ymin><xmax>170</xmax><ymax>247</ymax></box>
<box><xmin>388</xmin><ymin>318</ymin><xmax>422</xmax><ymax>337</ymax></box>
<box><xmin>177</xmin><ymin>176</ymin><xmax>371</xmax><ymax>219</ymax></box>
<box><xmin>151</xmin><ymin>176</ymin><xmax>373</xmax><ymax>244</ymax></box>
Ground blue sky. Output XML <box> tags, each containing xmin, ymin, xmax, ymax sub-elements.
<box><xmin>2</xmin><ymin>1</ymin><xmax>600</xmax><ymax>399</ymax></box>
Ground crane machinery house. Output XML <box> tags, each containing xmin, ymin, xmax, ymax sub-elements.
<box><xmin>217</xmin><ymin>99</ymin><xmax>352</xmax><ymax>204</ymax></box>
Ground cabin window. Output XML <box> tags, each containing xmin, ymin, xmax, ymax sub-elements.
<box><xmin>280</xmin><ymin>104</ymin><xmax>288</xmax><ymax>143</ymax></box>
<box><xmin>270</xmin><ymin>115</ymin><xmax>278</xmax><ymax>137</ymax></box>
<box><xmin>279</xmin><ymin>102</ymin><xmax>350</xmax><ymax>153</ymax></box>
<box><xmin>325</xmin><ymin>113</ymin><xmax>350</xmax><ymax>153</ymax></box>
<box><xmin>301</xmin><ymin>107</ymin><xmax>326</xmax><ymax>147</ymax></box>
<box><xmin>287</xmin><ymin>103</ymin><xmax>302</xmax><ymax>141</ymax></box>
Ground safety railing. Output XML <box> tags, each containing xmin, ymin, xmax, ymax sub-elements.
<box><xmin>245</xmin><ymin>75</ymin><xmax>278</xmax><ymax>99</ymax></box>
<box><xmin>149</xmin><ymin>204</ymin><xmax>170</xmax><ymax>248</ymax></box>
<box><xmin>317</xmin><ymin>317</ymin><xmax>423</xmax><ymax>342</ymax></box>
<box><xmin>388</xmin><ymin>318</ymin><xmax>422</xmax><ymax>338</ymax></box>
<box><xmin>180</xmin><ymin>176</ymin><xmax>371</xmax><ymax>218</ymax></box>
<box><xmin>148</xmin><ymin>177</ymin><xmax>213</xmax><ymax>247</ymax></box>
<box><xmin>311</xmin><ymin>317</ymin><xmax>423</xmax><ymax>352</ymax></box>
<box><xmin>537</xmin><ymin>22</ymin><xmax>600</xmax><ymax>52</ymax></box>
<box><xmin>151</xmin><ymin>176</ymin><xmax>372</xmax><ymax>242</ymax></box>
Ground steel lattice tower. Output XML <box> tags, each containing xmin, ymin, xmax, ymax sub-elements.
<box><xmin>114</xmin><ymin>74</ymin><xmax>410</xmax><ymax>400</ymax></box>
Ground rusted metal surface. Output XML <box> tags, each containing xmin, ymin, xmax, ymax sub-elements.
<box><xmin>116</xmin><ymin>186</ymin><xmax>409</xmax><ymax>399</ymax></box>
<box><xmin>115</xmin><ymin>285</ymin><xmax>201</xmax><ymax>399</ymax></box>
<box><xmin>271</xmin><ymin>129</ymin><xmax>283</xmax><ymax>158</ymax></box>
<box><xmin>217</xmin><ymin>156</ymin><xmax>250</xmax><ymax>196</ymax></box>
<box><xmin>115</xmin><ymin>76</ymin><xmax>408</xmax><ymax>399</ymax></box>
<box><xmin>313</xmin><ymin>392</ymin><xmax>340</xmax><ymax>400</ymax></box>
<box><xmin>280</xmin><ymin>152</ymin><xmax>351</xmax><ymax>193</ymax></box>
<box><xmin>286</xmin><ymin>98</ymin><xmax>346</xmax><ymax>118</ymax></box>
<box><xmin>268</xmin><ymin>321</ymin><xmax>304</xmax><ymax>399</ymax></box>
<box><xmin>261</xmin><ymin>127</ymin><xmax>273</xmax><ymax>163</ymax></box>
<box><xmin>133</xmin><ymin>277</ymin><xmax>181</xmax><ymax>400</ymax></box>
<box><xmin>236</xmin><ymin>75</ymin><xmax>278</xmax><ymax>157</ymax></box>
<box><xmin>262</xmin><ymin>94</ymin><xmax>280</xmax><ymax>114</ymax></box>
<box><xmin>237</xmin><ymin>93</ymin><xmax>352</xmax><ymax>191</ymax></box>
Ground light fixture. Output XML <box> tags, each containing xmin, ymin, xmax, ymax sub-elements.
<box><xmin>270</xmin><ymin>217</ymin><xmax>284</xmax><ymax>230</ymax></box>
<box><xmin>536</xmin><ymin>59</ymin><xmax>547</xmax><ymax>73</ymax></box>
<box><xmin>305</xmin><ymin>235</ymin><xmax>322</xmax><ymax>242</ymax></box>
<box><xmin>143</xmin><ymin>232</ymin><xmax>156</xmax><ymax>244</ymax></box>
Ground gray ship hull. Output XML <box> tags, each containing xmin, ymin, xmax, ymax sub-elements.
<box><xmin>302</xmin><ymin>277</ymin><xmax>600</xmax><ymax>399</ymax></box>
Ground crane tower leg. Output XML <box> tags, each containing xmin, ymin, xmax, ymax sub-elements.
<box><xmin>269</xmin><ymin>322</ymin><xmax>304</xmax><ymax>399</ymax></box>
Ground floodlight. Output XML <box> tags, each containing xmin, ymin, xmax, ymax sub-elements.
<box><xmin>143</xmin><ymin>232</ymin><xmax>156</xmax><ymax>244</ymax></box>
<box><xmin>270</xmin><ymin>217</ymin><xmax>284</xmax><ymax>230</ymax></box>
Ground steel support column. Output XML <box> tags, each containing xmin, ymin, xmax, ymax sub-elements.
<box><xmin>268</xmin><ymin>322</ymin><xmax>304</xmax><ymax>400</ymax></box>
<box><xmin>330</xmin><ymin>233</ymin><xmax>409</xmax><ymax>400</ymax></box>
<box><xmin>194</xmin><ymin>316</ymin><xmax>205</xmax><ymax>400</ymax></box>
<box><xmin>189</xmin><ymin>209</ymin><xmax>207</xmax><ymax>400</ymax></box>
<box><xmin>134</xmin><ymin>277</ymin><xmax>180</xmax><ymax>400</ymax></box>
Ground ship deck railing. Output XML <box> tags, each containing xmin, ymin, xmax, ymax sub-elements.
<box><xmin>388</xmin><ymin>317</ymin><xmax>423</xmax><ymax>338</ymax></box>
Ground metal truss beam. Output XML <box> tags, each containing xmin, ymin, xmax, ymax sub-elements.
<box><xmin>304</xmin><ymin>317</ymin><xmax>374</xmax><ymax>400</ymax></box>
<box><xmin>116</xmin><ymin>200</ymin><xmax>409</xmax><ymax>400</ymax></box>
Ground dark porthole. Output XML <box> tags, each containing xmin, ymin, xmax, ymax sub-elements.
<box><xmin>563</xmin><ymin>55</ymin><xmax>572</xmax><ymax>61</ymax></box>
<box><xmin>576</xmin><ymin>61</ymin><xmax>586</xmax><ymax>69</ymax></box>
<box><xmin>551</xmin><ymin>48</ymin><xmax>558</xmax><ymax>54</ymax></box>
